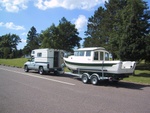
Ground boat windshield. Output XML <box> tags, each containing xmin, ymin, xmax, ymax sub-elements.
<box><xmin>86</xmin><ymin>51</ymin><xmax>91</xmax><ymax>56</ymax></box>
<box><xmin>74</xmin><ymin>50</ymin><xmax>91</xmax><ymax>57</ymax></box>
<box><xmin>94</xmin><ymin>51</ymin><xmax>109</xmax><ymax>61</ymax></box>
<box><xmin>74</xmin><ymin>51</ymin><xmax>85</xmax><ymax>56</ymax></box>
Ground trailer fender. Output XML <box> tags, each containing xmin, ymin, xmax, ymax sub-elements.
<box><xmin>82</xmin><ymin>73</ymin><xmax>90</xmax><ymax>78</ymax></box>
<box><xmin>90</xmin><ymin>73</ymin><xmax>99</xmax><ymax>80</ymax></box>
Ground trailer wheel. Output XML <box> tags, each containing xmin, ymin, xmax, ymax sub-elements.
<box><xmin>39</xmin><ymin>66</ymin><xmax>44</xmax><ymax>75</ymax></box>
<box><xmin>82</xmin><ymin>74</ymin><xmax>89</xmax><ymax>84</ymax></box>
<box><xmin>91</xmin><ymin>75</ymin><xmax>98</xmax><ymax>85</ymax></box>
<box><xmin>24</xmin><ymin>65</ymin><xmax>29</xmax><ymax>72</ymax></box>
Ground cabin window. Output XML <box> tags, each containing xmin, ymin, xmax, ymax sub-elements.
<box><xmin>79</xmin><ymin>51</ymin><xmax>84</xmax><ymax>56</ymax></box>
<box><xmin>100</xmin><ymin>52</ymin><xmax>104</xmax><ymax>60</ymax></box>
<box><xmin>37</xmin><ymin>53</ymin><xmax>42</xmax><ymax>57</ymax></box>
<box><xmin>105</xmin><ymin>52</ymin><xmax>109</xmax><ymax>61</ymax></box>
<box><xmin>94</xmin><ymin>52</ymin><xmax>98</xmax><ymax>60</ymax></box>
<box><xmin>74</xmin><ymin>51</ymin><xmax>85</xmax><ymax>56</ymax></box>
<box><xmin>86</xmin><ymin>51</ymin><xmax>91</xmax><ymax>56</ymax></box>
<box><xmin>74</xmin><ymin>51</ymin><xmax>78</xmax><ymax>56</ymax></box>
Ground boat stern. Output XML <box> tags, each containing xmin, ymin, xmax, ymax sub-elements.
<box><xmin>118</xmin><ymin>61</ymin><xmax>136</xmax><ymax>74</ymax></box>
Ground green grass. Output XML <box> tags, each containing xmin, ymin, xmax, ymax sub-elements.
<box><xmin>0</xmin><ymin>58</ymin><xmax>150</xmax><ymax>84</ymax></box>
<box><xmin>0</xmin><ymin>58</ymin><xmax>28</xmax><ymax>68</ymax></box>
<box><xmin>123</xmin><ymin>70</ymin><xmax>150</xmax><ymax>84</ymax></box>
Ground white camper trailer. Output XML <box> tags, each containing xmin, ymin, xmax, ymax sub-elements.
<box><xmin>24</xmin><ymin>48</ymin><xmax>64</xmax><ymax>75</ymax></box>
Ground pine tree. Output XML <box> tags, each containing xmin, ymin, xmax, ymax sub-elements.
<box><xmin>84</xmin><ymin>7</ymin><xmax>106</xmax><ymax>47</ymax></box>
<box><xmin>26</xmin><ymin>26</ymin><xmax>40</xmax><ymax>53</ymax></box>
<box><xmin>119</xmin><ymin>0</ymin><xmax>150</xmax><ymax>61</ymax></box>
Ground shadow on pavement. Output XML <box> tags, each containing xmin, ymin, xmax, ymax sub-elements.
<box><xmin>31</xmin><ymin>71</ymin><xmax>150</xmax><ymax>90</ymax></box>
<box><xmin>63</xmin><ymin>73</ymin><xmax>150</xmax><ymax>90</ymax></box>
<box><xmin>97</xmin><ymin>81</ymin><xmax>150</xmax><ymax>90</ymax></box>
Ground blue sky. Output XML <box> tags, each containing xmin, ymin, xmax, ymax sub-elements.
<box><xmin>0</xmin><ymin>0</ymin><xmax>150</xmax><ymax>49</ymax></box>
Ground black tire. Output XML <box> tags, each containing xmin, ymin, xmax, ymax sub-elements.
<box><xmin>82</xmin><ymin>74</ymin><xmax>89</xmax><ymax>84</ymax></box>
<box><xmin>91</xmin><ymin>75</ymin><xmax>98</xmax><ymax>85</ymax></box>
<box><xmin>24</xmin><ymin>65</ymin><xmax>29</xmax><ymax>72</ymax></box>
<box><xmin>39</xmin><ymin>67</ymin><xmax>44</xmax><ymax>75</ymax></box>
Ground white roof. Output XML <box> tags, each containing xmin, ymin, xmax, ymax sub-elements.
<box><xmin>76</xmin><ymin>47</ymin><xmax>106</xmax><ymax>51</ymax></box>
<box><xmin>32</xmin><ymin>48</ymin><xmax>63</xmax><ymax>51</ymax></box>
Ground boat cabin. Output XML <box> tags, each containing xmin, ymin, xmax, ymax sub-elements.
<box><xmin>73</xmin><ymin>47</ymin><xmax>110</xmax><ymax>61</ymax></box>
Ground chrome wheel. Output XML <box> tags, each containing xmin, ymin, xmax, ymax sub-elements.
<box><xmin>39</xmin><ymin>67</ymin><xmax>44</xmax><ymax>75</ymax></box>
<box><xmin>91</xmin><ymin>75</ymin><xmax>98</xmax><ymax>85</ymax></box>
<box><xmin>82</xmin><ymin>74</ymin><xmax>89</xmax><ymax>84</ymax></box>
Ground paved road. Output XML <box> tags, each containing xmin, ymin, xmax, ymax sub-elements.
<box><xmin>0</xmin><ymin>65</ymin><xmax>150</xmax><ymax>113</ymax></box>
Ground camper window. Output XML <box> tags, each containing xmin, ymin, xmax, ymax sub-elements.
<box><xmin>86</xmin><ymin>51</ymin><xmax>91</xmax><ymax>56</ymax></box>
<box><xmin>32</xmin><ymin>51</ymin><xmax>35</xmax><ymax>54</ymax></box>
<box><xmin>37</xmin><ymin>53</ymin><xmax>42</xmax><ymax>57</ymax></box>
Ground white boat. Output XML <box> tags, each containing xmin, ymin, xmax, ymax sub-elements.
<box><xmin>63</xmin><ymin>47</ymin><xmax>136</xmax><ymax>84</ymax></box>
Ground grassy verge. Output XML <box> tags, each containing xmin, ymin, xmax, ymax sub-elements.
<box><xmin>123</xmin><ymin>70</ymin><xmax>150</xmax><ymax>84</ymax></box>
<box><xmin>0</xmin><ymin>58</ymin><xmax>150</xmax><ymax>84</ymax></box>
<box><xmin>0</xmin><ymin>58</ymin><xmax>28</xmax><ymax>68</ymax></box>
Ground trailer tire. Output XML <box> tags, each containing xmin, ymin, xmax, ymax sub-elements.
<box><xmin>91</xmin><ymin>75</ymin><xmax>98</xmax><ymax>85</ymax></box>
<box><xmin>82</xmin><ymin>74</ymin><xmax>89</xmax><ymax>84</ymax></box>
<box><xmin>39</xmin><ymin>66</ymin><xmax>44</xmax><ymax>75</ymax></box>
<box><xmin>24</xmin><ymin>65</ymin><xmax>29</xmax><ymax>72</ymax></box>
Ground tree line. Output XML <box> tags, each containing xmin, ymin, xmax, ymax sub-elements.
<box><xmin>0</xmin><ymin>34</ymin><xmax>22</xmax><ymax>58</ymax></box>
<box><xmin>0</xmin><ymin>0</ymin><xmax>150</xmax><ymax>62</ymax></box>
<box><xmin>0</xmin><ymin>17</ymin><xmax>81</xmax><ymax>59</ymax></box>
<box><xmin>84</xmin><ymin>0</ymin><xmax>150</xmax><ymax>62</ymax></box>
<box><xmin>23</xmin><ymin>17</ymin><xmax>81</xmax><ymax>55</ymax></box>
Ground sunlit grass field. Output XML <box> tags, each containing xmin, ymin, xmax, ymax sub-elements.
<box><xmin>0</xmin><ymin>58</ymin><xmax>150</xmax><ymax>84</ymax></box>
<box><xmin>123</xmin><ymin>70</ymin><xmax>150</xmax><ymax>84</ymax></box>
<box><xmin>0</xmin><ymin>58</ymin><xmax>28</xmax><ymax>68</ymax></box>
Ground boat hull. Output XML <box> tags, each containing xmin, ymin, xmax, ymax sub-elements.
<box><xmin>63</xmin><ymin>58</ymin><xmax>136</xmax><ymax>75</ymax></box>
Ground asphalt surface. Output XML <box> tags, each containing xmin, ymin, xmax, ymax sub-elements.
<box><xmin>0</xmin><ymin>65</ymin><xmax>150</xmax><ymax>113</ymax></box>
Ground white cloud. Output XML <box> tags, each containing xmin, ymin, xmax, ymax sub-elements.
<box><xmin>21</xmin><ymin>32</ymin><xmax>27</xmax><ymax>36</ymax></box>
<box><xmin>17</xmin><ymin>39</ymin><xmax>26</xmax><ymax>49</ymax></box>
<box><xmin>0</xmin><ymin>22</ymin><xmax>25</xmax><ymax>30</ymax></box>
<box><xmin>35</xmin><ymin>0</ymin><xmax>106</xmax><ymax>10</ymax></box>
<box><xmin>0</xmin><ymin>22</ymin><xmax>4</xmax><ymax>26</ymax></box>
<box><xmin>74</xmin><ymin>15</ymin><xmax>87</xmax><ymax>32</ymax></box>
<box><xmin>21</xmin><ymin>38</ymin><xmax>27</xmax><ymax>43</ymax></box>
<box><xmin>0</xmin><ymin>0</ymin><xmax>107</xmax><ymax>12</ymax></box>
<box><xmin>0</xmin><ymin>0</ymin><xmax>28</xmax><ymax>12</ymax></box>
